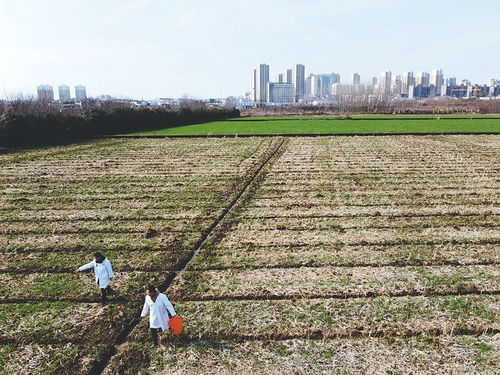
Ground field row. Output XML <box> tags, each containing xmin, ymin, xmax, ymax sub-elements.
<box><xmin>2</xmin><ymin>295</ymin><xmax>499</xmax><ymax>345</ymax></box>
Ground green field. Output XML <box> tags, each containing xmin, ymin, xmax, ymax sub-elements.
<box><xmin>125</xmin><ymin>115</ymin><xmax>500</xmax><ymax>136</ymax></box>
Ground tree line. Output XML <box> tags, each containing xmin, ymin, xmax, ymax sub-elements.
<box><xmin>0</xmin><ymin>99</ymin><xmax>239</xmax><ymax>147</ymax></box>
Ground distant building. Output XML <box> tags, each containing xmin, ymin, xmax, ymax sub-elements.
<box><xmin>278</xmin><ymin>73</ymin><xmax>284</xmax><ymax>83</ymax></box>
<box><xmin>37</xmin><ymin>84</ymin><xmax>54</xmax><ymax>101</ymax></box>
<box><xmin>58</xmin><ymin>85</ymin><xmax>71</xmax><ymax>102</ymax></box>
<box><xmin>331</xmin><ymin>83</ymin><xmax>351</xmax><ymax>97</ymax></box>
<box><xmin>310</xmin><ymin>73</ymin><xmax>337</xmax><ymax>98</ymax></box>
<box><xmin>253</xmin><ymin>64</ymin><xmax>270</xmax><ymax>103</ymax></box>
<box><xmin>412</xmin><ymin>85</ymin><xmax>431</xmax><ymax>99</ymax></box>
<box><xmin>379</xmin><ymin>71</ymin><xmax>392</xmax><ymax>95</ymax></box>
<box><xmin>286</xmin><ymin>69</ymin><xmax>293</xmax><ymax>84</ymax></box>
<box><xmin>431</xmin><ymin>69</ymin><xmax>444</xmax><ymax>95</ymax></box>
<box><xmin>415</xmin><ymin>71</ymin><xmax>430</xmax><ymax>86</ymax></box>
<box><xmin>352</xmin><ymin>73</ymin><xmax>360</xmax><ymax>86</ymax></box>
<box><xmin>75</xmin><ymin>85</ymin><xmax>87</xmax><ymax>102</ymax></box>
<box><xmin>401</xmin><ymin>72</ymin><xmax>414</xmax><ymax>96</ymax></box>
<box><xmin>332</xmin><ymin>73</ymin><xmax>341</xmax><ymax>84</ymax></box>
<box><xmin>391</xmin><ymin>75</ymin><xmax>402</xmax><ymax>95</ymax></box>
<box><xmin>292</xmin><ymin>64</ymin><xmax>306</xmax><ymax>102</ymax></box>
<box><xmin>268</xmin><ymin>82</ymin><xmax>294</xmax><ymax>104</ymax></box>
<box><xmin>447</xmin><ymin>77</ymin><xmax>457</xmax><ymax>87</ymax></box>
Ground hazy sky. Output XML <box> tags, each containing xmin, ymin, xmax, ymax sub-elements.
<box><xmin>1</xmin><ymin>0</ymin><xmax>499</xmax><ymax>99</ymax></box>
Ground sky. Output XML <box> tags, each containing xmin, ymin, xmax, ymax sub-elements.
<box><xmin>0</xmin><ymin>0</ymin><xmax>499</xmax><ymax>99</ymax></box>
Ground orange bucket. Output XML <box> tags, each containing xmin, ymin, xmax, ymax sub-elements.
<box><xmin>168</xmin><ymin>316</ymin><xmax>184</xmax><ymax>335</ymax></box>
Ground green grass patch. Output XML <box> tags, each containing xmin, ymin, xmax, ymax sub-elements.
<box><xmin>125</xmin><ymin>117</ymin><xmax>500</xmax><ymax>136</ymax></box>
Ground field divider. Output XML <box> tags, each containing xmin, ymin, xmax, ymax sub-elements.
<box><xmin>3</xmin><ymin>259</ymin><xmax>499</xmax><ymax>274</ymax></box>
<box><xmin>244</xmin><ymin>201</ymin><xmax>500</xmax><ymax>208</ymax></box>
<box><xmin>91</xmin><ymin>138</ymin><xmax>288</xmax><ymax>375</ymax></box>
<box><xmin>178</xmin><ymin>289</ymin><xmax>500</xmax><ymax>302</ymax></box>
<box><xmin>241</xmin><ymin>212</ymin><xmax>500</xmax><ymax>220</ymax></box>
<box><xmin>3</xmin><ymin>238</ymin><xmax>499</xmax><ymax>254</ymax></box>
<box><xmin>0</xmin><ymin>229</ymin><xmax>200</xmax><ymax>235</ymax></box>
<box><xmin>214</xmin><ymin>238</ymin><xmax>500</xmax><ymax>248</ymax></box>
<box><xmin>0</xmin><ymin>297</ymin><xmax>135</xmax><ymax>304</ymax></box>
<box><xmin>0</xmin><ymin>215</ymin><xmax>217</xmax><ymax>223</ymax></box>
<box><xmin>2</xmin><ymin>327</ymin><xmax>499</xmax><ymax>347</ymax></box>
<box><xmin>148</xmin><ymin>327</ymin><xmax>500</xmax><ymax>343</ymax></box>
<box><xmin>2</xmin><ymin>289</ymin><xmax>499</xmax><ymax>305</ymax></box>
<box><xmin>0</xmin><ymin>327</ymin><xmax>500</xmax><ymax>346</ymax></box>
<box><xmin>242</xmin><ymin>224</ymin><xmax>499</xmax><ymax>231</ymax></box>
<box><xmin>108</xmin><ymin>131</ymin><xmax>500</xmax><ymax>139</ymax></box>
<box><xmin>189</xmin><ymin>260</ymin><xmax>500</xmax><ymax>271</ymax></box>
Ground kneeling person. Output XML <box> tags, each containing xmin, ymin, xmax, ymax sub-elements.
<box><xmin>141</xmin><ymin>285</ymin><xmax>177</xmax><ymax>347</ymax></box>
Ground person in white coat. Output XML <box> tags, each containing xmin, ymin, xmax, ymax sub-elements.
<box><xmin>76</xmin><ymin>252</ymin><xmax>114</xmax><ymax>306</ymax></box>
<box><xmin>141</xmin><ymin>285</ymin><xmax>176</xmax><ymax>346</ymax></box>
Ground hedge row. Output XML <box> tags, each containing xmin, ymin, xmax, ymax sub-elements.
<box><xmin>0</xmin><ymin>107</ymin><xmax>240</xmax><ymax>147</ymax></box>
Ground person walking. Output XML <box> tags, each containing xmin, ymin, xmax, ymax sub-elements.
<box><xmin>140</xmin><ymin>285</ymin><xmax>177</xmax><ymax>347</ymax></box>
<box><xmin>76</xmin><ymin>252</ymin><xmax>114</xmax><ymax>306</ymax></box>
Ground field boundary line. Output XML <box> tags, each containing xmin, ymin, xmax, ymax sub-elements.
<box><xmin>2</xmin><ymin>259</ymin><xmax>499</xmax><ymax>274</ymax></box>
<box><xmin>90</xmin><ymin>138</ymin><xmax>287</xmax><ymax>375</ymax></box>
<box><xmin>3</xmin><ymin>289</ymin><xmax>498</xmax><ymax>305</ymax></box>
<box><xmin>241</xmin><ymin>213</ymin><xmax>500</xmax><ymax>220</ymax></box>
<box><xmin>145</xmin><ymin>327</ymin><xmax>500</xmax><ymax>343</ymax></box>
<box><xmin>106</xmin><ymin>132</ymin><xmax>500</xmax><ymax>139</ymax></box>
<box><xmin>2</xmin><ymin>237</ymin><xmax>498</xmax><ymax>254</ymax></box>
<box><xmin>2</xmin><ymin>327</ymin><xmax>499</xmax><ymax>346</ymax></box>
<box><xmin>179</xmin><ymin>289</ymin><xmax>500</xmax><ymax>302</ymax></box>
<box><xmin>188</xmin><ymin>260</ymin><xmax>500</xmax><ymax>271</ymax></box>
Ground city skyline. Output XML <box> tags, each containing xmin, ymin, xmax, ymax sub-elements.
<box><xmin>252</xmin><ymin>62</ymin><xmax>500</xmax><ymax>104</ymax></box>
<box><xmin>1</xmin><ymin>0</ymin><xmax>499</xmax><ymax>99</ymax></box>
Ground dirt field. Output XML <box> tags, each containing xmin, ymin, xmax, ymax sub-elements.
<box><xmin>1</xmin><ymin>135</ymin><xmax>498</xmax><ymax>374</ymax></box>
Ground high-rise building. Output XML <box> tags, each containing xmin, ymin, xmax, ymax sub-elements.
<box><xmin>37</xmin><ymin>84</ymin><xmax>54</xmax><ymax>101</ymax></box>
<box><xmin>286</xmin><ymin>69</ymin><xmax>293</xmax><ymax>84</ymax></box>
<box><xmin>267</xmin><ymin>82</ymin><xmax>294</xmax><ymax>104</ymax></box>
<box><xmin>372</xmin><ymin>77</ymin><xmax>378</xmax><ymax>87</ymax></box>
<box><xmin>75</xmin><ymin>85</ymin><xmax>87</xmax><ymax>102</ymax></box>
<box><xmin>58</xmin><ymin>85</ymin><xmax>71</xmax><ymax>102</ymax></box>
<box><xmin>332</xmin><ymin>73</ymin><xmax>341</xmax><ymax>84</ymax></box>
<box><xmin>352</xmin><ymin>73</ymin><xmax>360</xmax><ymax>86</ymax></box>
<box><xmin>310</xmin><ymin>73</ymin><xmax>337</xmax><ymax>97</ymax></box>
<box><xmin>379</xmin><ymin>71</ymin><xmax>392</xmax><ymax>95</ymax></box>
<box><xmin>292</xmin><ymin>64</ymin><xmax>305</xmax><ymax>102</ymax></box>
<box><xmin>430</xmin><ymin>69</ymin><xmax>444</xmax><ymax>95</ymax></box>
<box><xmin>253</xmin><ymin>64</ymin><xmax>269</xmax><ymax>103</ymax></box>
<box><xmin>391</xmin><ymin>75</ymin><xmax>402</xmax><ymax>95</ymax></box>
<box><xmin>447</xmin><ymin>77</ymin><xmax>457</xmax><ymax>87</ymax></box>
<box><xmin>415</xmin><ymin>71</ymin><xmax>430</xmax><ymax>86</ymax></box>
<box><xmin>401</xmin><ymin>72</ymin><xmax>414</xmax><ymax>96</ymax></box>
<box><xmin>278</xmin><ymin>74</ymin><xmax>284</xmax><ymax>83</ymax></box>
<box><xmin>305</xmin><ymin>74</ymin><xmax>312</xmax><ymax>97</ymax></box>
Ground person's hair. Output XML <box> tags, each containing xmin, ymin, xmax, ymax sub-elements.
<box><xmin>94</xmin><ymin>252</ymin><xmax>104</xmax><ymax>259</ymax></box>
<box><xmin>146</xmin><ymin>285</ymin><xmax>157</xmax><ymax>293</ymax></box>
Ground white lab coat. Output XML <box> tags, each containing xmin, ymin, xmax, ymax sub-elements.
<box><xmin>141</xmin><ymin>292</ymin><xmax>176</xmax><ymax>330</ymax></box>
<box><xmin>79</xmin><ymin>258</ymin><xmax>114</xmax><ymax>288</ymax></box>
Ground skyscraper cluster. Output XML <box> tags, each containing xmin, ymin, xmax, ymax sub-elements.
<box><xmin>253</xmin><ymin>64</ymin><xmax>307</xmax><ymax>104</ymax></box>
<box><xmin>36</xmin><ymin>84</ymin><xmax>88</xmax><ymax>102</ymax></box>
<box><xmin>251</xmin><ymin>64</ymin><xmax>500</xmax><ymax>104</ymax></box>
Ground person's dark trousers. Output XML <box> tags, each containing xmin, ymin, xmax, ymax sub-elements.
<box><xmin>97</xmin><ymin>279</ymin><xmax>109</xmax><ymax>305</ymax></box>
<box><xmin>150</xmin><ymin>328</ymin><xmax>161</xmax><ymax>346</ymax></box>
<box><xmin>100</xmin><ymin>287</ymin><xmax>108</xmax><ymax>304</ymax></box>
